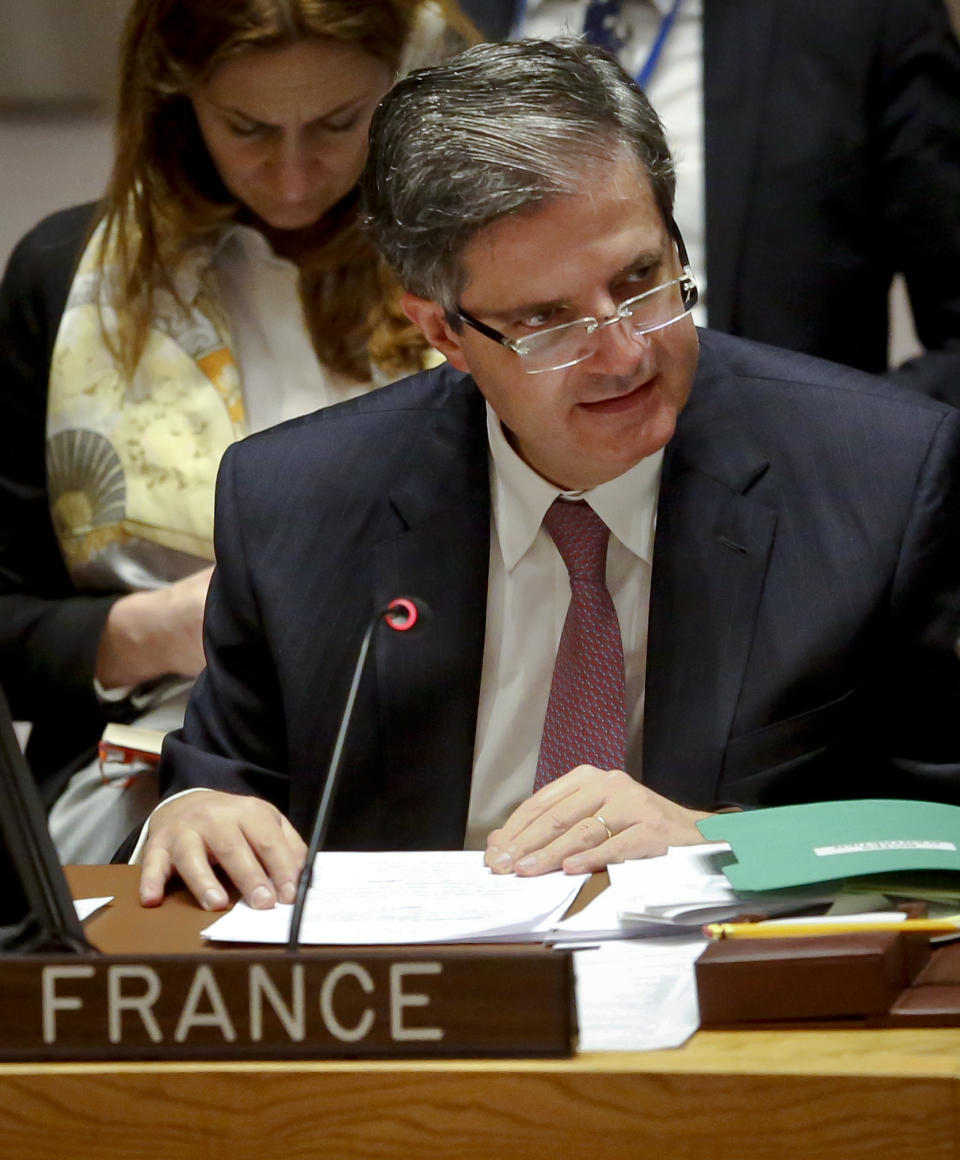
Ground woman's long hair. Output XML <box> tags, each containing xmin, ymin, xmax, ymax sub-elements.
<box><xmin>96</xmin><ymin>0</ymin><xmax>476</xmax><ymax>380</ymax></box>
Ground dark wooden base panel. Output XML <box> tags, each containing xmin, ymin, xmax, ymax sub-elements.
<box><xmin>696</xmin><ymin>932</ymin><xmax>930</xmax><ymax>1024</ymax></box>
<box><xmin>695</xmin><ymin>932</ymin><xmax>960</xmax><ymax>1027</ymax></box>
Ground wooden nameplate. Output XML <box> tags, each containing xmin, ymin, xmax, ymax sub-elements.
<box><xmin>692</xmin><ymin>931</ymin><xmax>960</xmax><ymax>1028</ymax></box>
<box><xmin>886</xmin><ymin>940</ymin><xmax>960</xmax><ymax>1026</ymax></box>
<box><xmin>0</xmin><ymin>943</ymin><xmax>576</xmax><ymax>1061</ymax></box>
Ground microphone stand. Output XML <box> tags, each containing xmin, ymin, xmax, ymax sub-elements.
<box><xmin>286</xmin><ymin>598</ymin><xmax>424</xmax><ymax>952</ymax></box>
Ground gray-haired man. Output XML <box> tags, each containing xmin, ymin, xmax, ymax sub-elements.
<box><xmin>140</xmin><ymin>41</ymin><xmax>960</xmax><ymax>912</ymax></box>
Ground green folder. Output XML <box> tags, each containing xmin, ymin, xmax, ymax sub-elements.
<box><xmin>697</xmin><ymin>799</ymin><xmax>960</xmax><ymax>892</ymax></box>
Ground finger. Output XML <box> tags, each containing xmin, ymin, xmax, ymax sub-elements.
<box><xmin>245</xmin><ymin>814</ymin><xmax>308</xmax><ymax>905</ymax></box>
<box><xmin>564</xmin><ymin>807</ymin><xmax>709</xmax><ymax>872</ymax></box>
<box><xmin>138</xmin><ymin>840</ymin><xmax>175</xmax><ymax>908</ymax></box>
<box><xmin>491</xmin><ymin>766</ymin><xmax>595</xmax><ymax>844</ymax></box>
<box><xmin>512</xmin><ymin>813</ymin><xmax>616</xmax><ymax>877</ymax></box>
<box><xmin>169</xmin><ymin>826</ymin><xmax>239</xmax><ymax>911</ymax></box>
<box><xmin>140</xmin><ymin>821</ymin><xmax>234</xmax><ymax>911</ymax></box>
<box><xmin>486</xmin><ymin>770</ymin><xmax>614</xmax><ymax>872</ymax></box>
<box><xmin>485</xmin><ymin>767</ymin><xmax>601</xmax><ymax>871</ymax></box>
<box><xmin>562</xmin><ymin>839</ymin><xmax>627</xmax><ymax>876</ymax></box>
<box><xmin>200</xmin><ymin>822</ymin><xmax>281</xmax><ymax>910</ymax></box>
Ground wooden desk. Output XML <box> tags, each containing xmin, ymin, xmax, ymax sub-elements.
<box><xmin>0</xmin><ymin>866</ymin><xmax>956</xmax><ymax>1160</ymax></box>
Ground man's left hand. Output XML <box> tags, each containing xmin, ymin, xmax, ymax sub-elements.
<box><xmin>484</xmin><ymin>766</ymin><xmax>712</xmax><ymax>875</ymax></box>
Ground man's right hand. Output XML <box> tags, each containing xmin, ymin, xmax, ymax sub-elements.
<box><xmin>138</xmin><ymin>791</ymin><xmax>307</xmax><ymax>911</ymax></box>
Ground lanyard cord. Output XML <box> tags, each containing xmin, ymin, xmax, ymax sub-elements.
<box><xmin>637</xmin><ymin>0</ymin><xmax>683</xmax><ymax>89</ymax></box>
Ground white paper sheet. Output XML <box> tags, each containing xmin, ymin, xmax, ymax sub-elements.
<box><xmin>573</xmin><ymin>936</ymin><xmax>705</xmax><ymax>1051</ymax></box>
<box><xmin>611</xmin><ymin>843</ymin><xmax>736</xmax><ymax>916</ymax></box>
<box><xmin>549</xmin><ymin>880</ymin><xmax>676</xmax><ymax>943</ymax></box>
<box><xmin>609</xmin><ymin>843</ymin><xmax>836</xmax><ymax>924</ymax></box>
<box><xmin>548</xmin><ymin>844</ymin><xmax>742</xmax><ymax>941</ymax></box>
<box><xmin>202</xmin><ymin>850</ymin><xmax>588</xmax><ymax>945</ymax></box>
<box><xmin>75</xmin><ymin>896</ymin><xmax>111</xmax><ymax>922</ymax></box>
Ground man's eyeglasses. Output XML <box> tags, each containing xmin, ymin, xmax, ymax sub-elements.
<box><xmin>453</xmin><ymin>221</ymin><xmax>698</xmax><ymax>375</ymax></box>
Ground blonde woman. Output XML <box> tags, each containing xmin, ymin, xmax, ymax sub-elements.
<box><xmin>0</xmin><ymin>0</ymin><xmax>475</xmax><ymax>862</ymax></box>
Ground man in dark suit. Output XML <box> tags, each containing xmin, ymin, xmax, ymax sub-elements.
<box><xmin>459</xmin><ymin>0</ymin><xmax>960</xmax><ymax>404</ymax></box>
<box><xmin>140</xmin><ymin>40</ymin><xmax>960</xmax><ymax>912</ymax></box>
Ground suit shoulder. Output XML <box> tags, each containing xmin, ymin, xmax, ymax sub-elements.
<box><xmin>683</xmin><ymin>330</ymin><xmax>960</xmax><ymax>495</ymax></box>
<box><xmin>695</xmin><ymin>329</ymin><xmax>956</xmax><ymax>426</ymax></box>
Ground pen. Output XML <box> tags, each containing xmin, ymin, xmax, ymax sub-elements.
<box><xmin>704</xmin><ymin>916</ymin><xmax>960</xmax><ymax>939</ymax></box>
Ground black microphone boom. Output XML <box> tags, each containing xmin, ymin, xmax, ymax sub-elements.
<box><xmin>286</xmin><ymin>596</ymin><xmax>428</xmax><ymax>951</ymax></box>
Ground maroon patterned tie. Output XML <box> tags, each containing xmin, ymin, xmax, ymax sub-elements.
<box><xmin>534</xmin><ymin>499</ymin><xmax>628</xmax><ymax>790</ymax></box>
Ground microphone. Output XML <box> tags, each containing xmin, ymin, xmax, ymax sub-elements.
<box><xmin>286</xmin><ymin>596</ymin><xmax>429</xmax><ymax>951</ymax></box>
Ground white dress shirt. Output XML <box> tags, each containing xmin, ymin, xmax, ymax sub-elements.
<box><xmin>465</xmin><ymin>403</ymin><xmax>661</xmax><ymax>848</ymax></box>
<box><xmin>214</xmin><ymin>224</ymin><xmax>391</xmax><ymax>433</ymax></box>
<box><xmin>518</xmin><ymin>0</ymin><xmax>707</xmax><ymax>323</ymax></box>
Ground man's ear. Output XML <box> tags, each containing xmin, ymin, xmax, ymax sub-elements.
<box><xmin>402</xmin><ymin>293</ymin><xmax>470</xmax><ymax>373</ymax></box>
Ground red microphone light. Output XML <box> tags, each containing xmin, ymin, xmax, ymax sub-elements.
<box><xmin>385</xmin><ymin>597</ymin><xmax>419</xmax><ymax>631</ymax></box>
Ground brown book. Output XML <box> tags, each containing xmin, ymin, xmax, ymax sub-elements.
<box><xmin>97</xmin><ymin>723</ymin><xmax>164</xmax><ymax>785</ymax></box>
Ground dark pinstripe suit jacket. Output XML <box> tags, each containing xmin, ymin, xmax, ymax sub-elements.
<box><xmin>160</xmin><ymin>331</ymin><xmax>960</xmax><ymax>847</ymax></box>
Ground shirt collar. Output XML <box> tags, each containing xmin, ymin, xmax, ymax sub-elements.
<box><xmin>486</xmin><ymin>401</ymin><xmax>662</xmax><ymax>570</ymax></box>
<box><xmin>168</xmin><ymin>222</ymin><xmax>294</xmax><ymax>306</ymax></box>
<box><xmin>168</xmin><ymin>238</ymin><xmax>216</xmax><ymax>306</ymax></box>
<box><xmin>214</xmin><ymin>222</ymin><xmax>297</xmax><ymax>270</ymax></box>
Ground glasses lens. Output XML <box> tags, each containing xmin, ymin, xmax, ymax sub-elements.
<box><xmin>513</xmin><ymin>272</ymin><xmax>696</xmax><ymax>374</ymax></box>
<box><xmin>516</xmin><ymin>323</ymin><xmax>596</xmax><ymax>372</ymax></box>
<box><xmin>620</xmin><ymin>278</ymin><xmax>686</xmax><ymax>334</ymax></box>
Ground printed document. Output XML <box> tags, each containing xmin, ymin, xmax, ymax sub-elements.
<box><xmin>202</xmin><ymin>850</ymin><xmax>588</xmax><ymax>945</ymax></box>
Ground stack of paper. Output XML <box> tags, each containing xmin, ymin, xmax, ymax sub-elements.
<box><xmin>611</xmin><ymin>844</ymin><xmax>839</xmax><ymax>925</ymax></box>
<box><xmin>202</xmin><ymin>850</ymin><xmax>588</xmax><ymax>945</ymax></box>
<box><xmin>549</xmin><ymin>843</ymin><xmax>837</xmax><ymax>944</ymax></box>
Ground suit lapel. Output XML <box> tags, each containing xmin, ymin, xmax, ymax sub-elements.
<box><xmin>703</xmin><ymin>0</ymin><xmax>778</xmax><ymax>332</ymax></box>
<box><xmin>643</xmin><ymin>346</ymin><xmax>776</xmax><ymax>807</ymax></box>
<box><xmin>371</xmin><ymin>397</ymin><xmax>491</xmax><ymax>848</ymax></box>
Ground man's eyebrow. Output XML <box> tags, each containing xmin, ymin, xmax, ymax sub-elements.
<box><xmin>618</xmin><ymin>245</ymin><xmax>666</xmax><ymax>275</ymax></box>
<box><xmin>476</xmin><ymin>296</ymin><xmax>569</xmax><ymax>325</ymax></box>
<box><xmin>468</xmin><ymin>245</ymin><xmax>669</xmax><ymax>323</ymax></box>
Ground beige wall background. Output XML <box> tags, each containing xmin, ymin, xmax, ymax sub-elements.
<box><xmin>0</xmin><ymin>0</ymin><xmax>121</xmax><ymax>268</ymax></box>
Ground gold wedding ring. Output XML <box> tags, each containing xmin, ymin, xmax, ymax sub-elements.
<box><xmin>594</xmin><ymin>813</ymin><xmax>613</xmax><ymax>841</ymax></box>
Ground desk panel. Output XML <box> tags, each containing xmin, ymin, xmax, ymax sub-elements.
<box><xmin>0</xmin><ymin>1049</ymin><xmax>955</xmax><ymax>1160</ymax></box>
<box><xmin>0</xmin><ymin>867</ymin><xmax>953</xmax><ymax>1159</ymax></box>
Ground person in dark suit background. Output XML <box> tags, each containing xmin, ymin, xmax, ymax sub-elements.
<box><xmin>137</xmin><ymin>40</ymin><xmax>960</xmax><ymax>913</ymax></box>
<box><xmin>457</xmin><ymin>0</ymin><xmax>960</xmax><ymax>405</ymax></box>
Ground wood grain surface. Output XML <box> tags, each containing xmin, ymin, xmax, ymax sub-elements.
<box><xmin>0</xmin><ymin>1048</ymin><xmax>956</xmax><ymax>1160</ymax></box>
